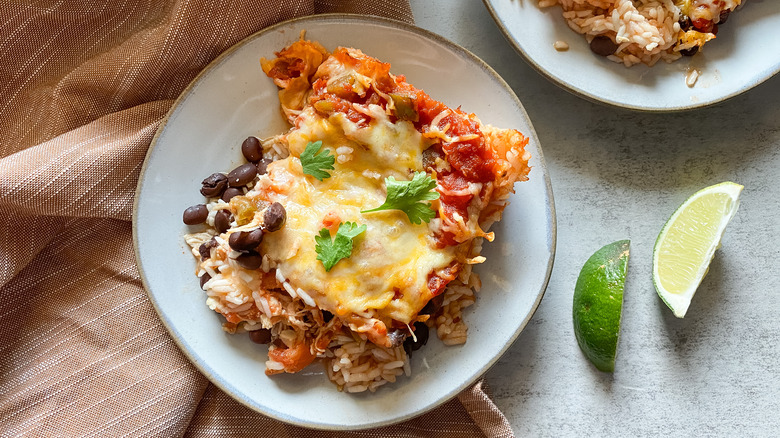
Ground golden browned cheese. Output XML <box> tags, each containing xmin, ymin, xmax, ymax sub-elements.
<box><xmin>255</xmin><ymin>41</ymin><xmax>530</xmax><ymax>346</ymax></box>
<box><xmin>253</xmin><ymin>106</ymin><xmax>457</xmax><ymax>326</ymax></box>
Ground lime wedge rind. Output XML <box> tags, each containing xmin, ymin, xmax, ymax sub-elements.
<box><xmin>652</xmin><ymin>182</ymin><xmax>743</xmax><ymax>318</ymax></box>
<box><xmin>573</xmin><ymin>240</ymin><xmax>630</xmax><ymax>373</ymax></box>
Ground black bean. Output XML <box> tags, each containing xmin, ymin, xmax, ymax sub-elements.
<box><xmin>589</xmin><ymin>35</ymin><xmax>618</xmax><ymax>56</ymax></box>
<box><xmin>403</xmin><ymin>340</ymin><xmax>413</xmax><ymax>357</ymax></box>
<box><xmin>263</xmin><ymin>202</ymin><xmax>286</xmax><ymax>232</ymax></box>
<box><xmin>228</xmin><ymin>228</ymin><xmax>263</xmax><ymax>251</ymax></box>
<box><xmin>322</xmin><ymin>310</ymin><xmax>334</xmax><ymax>323</ymax></box>
<box><xmin>679</xmin><ymin>16</ymin><xmax>692</xmax><ymax>32</ymax></box>
<box><xmin>421</xmin><ymin>294</ymin><xmax>445</xmax><ymax>316</ymax></box>
<box><xmin>256</xmin><ymin>158</ymin><xmax>273</xmax><ymax>176</ymax></box>
<box><xmin>248</xmin><ymin>328</ymin><xmax>272</xmax><ymax>344</ymax></box>
<box><xmin>199</xmin><ymin>273</ymin><xmax>211</xmax><ymax>290</ymax></box>
<box><xmin>200</xmin><ymin>173</ymin><xmax>228</xmax><ymax>197</ymax></box>
<box><xmin>228</xmin><ymin>163</ymin><xmax>257</xmax><ymax>187</ymax></box>
<box><xmin>241</xmin><ymin>136</ymin><xmax>263</xmax><ymax>162</ymax></box>
<box><xmin>718</xmin><ymin>9</ymin><xmax>730</xmax><ymax>25</ymax></box>
<box><xmin>183</xmin><ymin>204</ymin><xmax>208</xmax><ymax>225</ymax></box>
<box><xmin>680</xmin><ymin>46</ymin><xmax>699</xmax><ymax>57</ymax></box>
<box><xmin>214</xmin><ymin>209</ymin><xmax>233</xmax><ymax>233</ymax></box>
<box><xmin>198</xmin><ymin>237</ymin><xmax>218</xmax><ymax>259</ymax></box>
<box><xmin>221</xmin><ymin>187</ymin><xmax>243</xmax><ymax>202</ymax></box>
<box><xmin>413</xmin><ymin>322</ymin><xmax>429</xmax><ymax>349</ymax></box>
<box><xmin>402</xmin><ymin>322</ymin><xmax>429</xmax><ymax>353</ymax></box>
<box><xmin>236</xmin><ymin>251</ymin><xmax>262</xmax><ymax>270</ymax></box>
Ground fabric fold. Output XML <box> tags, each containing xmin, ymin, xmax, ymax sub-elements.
<box><xmin>0</xmin><ymin>100</ymin><xmax>170</xmax><ymax>220</ymax></box>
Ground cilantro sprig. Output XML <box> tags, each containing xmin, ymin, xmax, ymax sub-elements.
<box><xmin>315</xmin><ymin>221</ymin><xmax>367</xmax><ymax>272</ymax></box>
<box><xmin>362</xmin><ymin>172</ymin><xmax>440</xmax><ymax>224</ymax></box>
<box><xmin>300</xmin><ymin>140</ymin><xmax>335</xmax><ymax>181</ymax></box>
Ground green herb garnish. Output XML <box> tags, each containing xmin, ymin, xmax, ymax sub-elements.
<box><xmin>361</xmin><ymin>172</ymin><xmax>440</xmax><ymax>224</ymax></box>
<box><xmin>300</xmin><ymin>140</ymin><xmax>335</xmax><ymax>181</ymax></box>
<box><xmin>315</xmin><ymin>222</ymin><xmax>367</xmax><ymax>271</ymax></box>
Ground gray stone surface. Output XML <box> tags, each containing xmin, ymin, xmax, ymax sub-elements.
<box><xmin>411</xmin><ymin>1</ymin><xmax>780</xmax><ymax>436</ymax></box>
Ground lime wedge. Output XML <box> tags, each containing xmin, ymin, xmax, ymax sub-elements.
<box><xmin>573</xmin><ymin>240</ymin><xmax>630</xmax><ymax>373</ymax></box>
<box><xmin>653</xmin><ymin>182</ymin><xmax>743</xmax><ymax>318</ymax></box>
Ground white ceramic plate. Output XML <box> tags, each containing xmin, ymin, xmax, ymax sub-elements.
<box><xmin>483</xmin><ymin>0</ymin><xmax>780</xmax><ymax>111</ymax></box>
<box><xmin>133</xmin><ymin>14</ymin><xmax>555</xmax><ymax>430</ymax></box>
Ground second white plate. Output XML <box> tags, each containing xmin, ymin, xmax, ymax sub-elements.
<box><xmin>483</xmin><ymin>0</ymin><xmax>780</xmax><ymax>111</ymax></box>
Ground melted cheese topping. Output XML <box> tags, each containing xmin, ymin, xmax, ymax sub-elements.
<box><xmin>254</xmin><ymin>106</ymin><xmax>453</xmax><ymax>323</ymax></box>
<box><xmin>677</xmin><ymin>0</ymin><xmax>742</xmax><ymax>21</ymax></box>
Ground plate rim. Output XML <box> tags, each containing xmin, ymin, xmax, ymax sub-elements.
<box><xmin>132</xmin><ymin>12</ymin><xmax>557</xmax><ymax>430</ymax></box>
<box><xmin>481</xmin><ymin>0</ymin><xmax>780</xmax><ymax>112</ymax></box>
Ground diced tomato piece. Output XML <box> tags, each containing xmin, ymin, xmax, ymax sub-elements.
<box><xmin>427</xmin><ymin>263</ymin><xmax>460</xmax><ymax>297</ymax></box>
<box><xmin>267</xmin><ymin>342</ymin><xmax>316</xmax><ymax>374</ymax></box>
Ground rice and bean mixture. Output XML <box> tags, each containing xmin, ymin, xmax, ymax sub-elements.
<box><xmin>539</xmin><ymin>0</ymin><xmax>744</xmax><ymax>67</ymax></box>
<box><xmin>182</xmin><ymin>136</ymin><xmax>480</xmax><ymax>393</ymax></box>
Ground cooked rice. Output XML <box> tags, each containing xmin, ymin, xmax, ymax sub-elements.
<box><xmin>335</xmin><ymin>146</ymin><xmax>354</xmax><ymax>163</ymax></box>
<box><xmin>554</xmin><ymin>40</ymin><xmax>570</xmax><ymax>51</ymax></box>
<box><xmin>685</xmin><ymin>67</ymin><xmax>700</xmax><ymax>87</ymax></box>
<box><xmin>324</xmin><ymin>331</ymin><xmax>410</xmax><ymax>393</ymax></box>
<box><xmin>540</xmin><ymin>0</ymin><xmax>685</xmax><ymax>67</ymax></box>
<box><xmin>434</xmin><ymin>282</ymin><xmax>476</xmax><ymax>346</ymax></box>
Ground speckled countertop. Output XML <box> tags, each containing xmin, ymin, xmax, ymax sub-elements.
<box><xmin>410</xmin><ymin>1</ymin><xmax>780</xmax><ymax>436</ymax></box>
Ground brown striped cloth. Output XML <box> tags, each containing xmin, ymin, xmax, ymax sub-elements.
<box><xmin>0</xmin><ymin>1</ymin><xmax>515</xmax><ymax>437</ymax></box>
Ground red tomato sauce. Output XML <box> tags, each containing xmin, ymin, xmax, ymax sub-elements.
<box><xmin>427</xmin><ymin>263</ymin><xmax>461</xmax><ymax>297</ymax></box>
